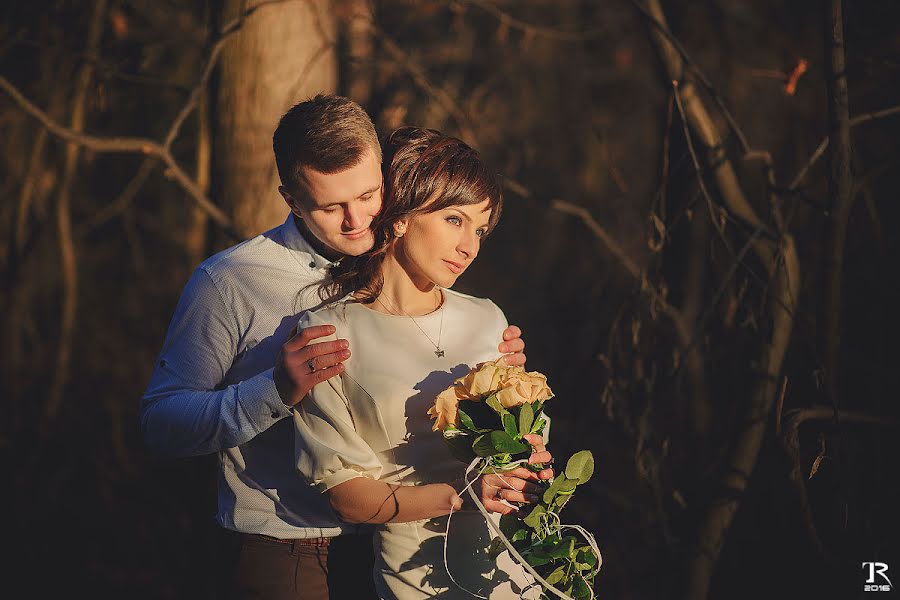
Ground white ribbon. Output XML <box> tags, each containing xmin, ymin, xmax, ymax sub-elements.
<box><xmin>442</xmin><ymin>457</ymin><xmax>602</xmax><ymax>600</ymax></box>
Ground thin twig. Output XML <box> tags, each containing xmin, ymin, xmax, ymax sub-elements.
<box><xmin>788</xmin><ymin>104</ymin><xmax>900</xmax><ymax>191</ymax></box>
<box><xmin>76</xmin><ymin>158</ymin><xmax>156</xmax><ymax>236</ymax></box>
<box><xmin>779</xmin><ymin>406</ymin><xmax>899</xmax><ymax>564</ymax></box>
<box><xmin>458</xmin><ymin>0</ymin><xmax>608</xmax><ymax>42</ymax></box>
<box><xmin>357</xmin><ymin>17</ymin><xmax>478</xmax><ymax>143</ymax></box>
<box><xmin>551</xmin><ymin>200</ymin><xmax>683</xmax><ymax>324</ymax></box>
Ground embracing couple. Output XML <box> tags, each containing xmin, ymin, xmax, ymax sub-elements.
<box><xmin>141</xmin><ymin>95</ymin><xmax>554</xmax><ymax>599</ymax></box>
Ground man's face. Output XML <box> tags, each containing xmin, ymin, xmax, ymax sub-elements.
<box><xmin>281</xmin><ymin>148</ymin><xmax>383</xmax><ymax>257</ymax></box>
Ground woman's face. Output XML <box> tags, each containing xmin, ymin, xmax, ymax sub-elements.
<box><xmin>394</xmin><ymin>199</ymin><xmax>493</xmax><ymax>289</ymax></box>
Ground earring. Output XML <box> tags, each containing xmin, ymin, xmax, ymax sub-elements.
<box><xmin>394</xmin><ymin>223</ymin><xmax>406</xmax><ymax>237</ymax></box>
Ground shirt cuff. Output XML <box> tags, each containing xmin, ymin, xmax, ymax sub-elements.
<box><xmin>239</xmin><ymin>368</ymin><xmax>293</xmax><ymax>427</ymax></box>
<box><xmin>316</xmin><ymin>469</ymin><xmax>369</xmax><ymax>493</ymax></box>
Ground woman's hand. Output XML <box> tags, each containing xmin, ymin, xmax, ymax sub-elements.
<box><xmin>473</xmin><ymin>434</ymin><xmax>554</xmax><ymax>515</ymax></box>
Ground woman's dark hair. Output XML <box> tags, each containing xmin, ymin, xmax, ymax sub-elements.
<box><xmin>319</xmin><ymin>126</ymin><xmax>503</xmax><ymax>304</ymax></box>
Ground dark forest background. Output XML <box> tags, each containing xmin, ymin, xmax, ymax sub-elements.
<box><xmin>2</xmin><ymin>1</ymin><xmax>899</xmax><ymax>598</ymax></box>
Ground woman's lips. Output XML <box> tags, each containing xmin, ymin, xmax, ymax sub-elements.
<box><xmin>443</xmin><ymin>260</ymin><xmax>463</xmax><ymax>274</ymax></box>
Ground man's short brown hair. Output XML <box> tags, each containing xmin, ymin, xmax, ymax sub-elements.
<box><xmin>273</xmin><ymin>94</ymin><xmax>381</xmax><ymax>194</ymax></box>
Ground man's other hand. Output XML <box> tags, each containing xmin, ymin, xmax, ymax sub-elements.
<box><xmin>496</xmin><ymin>324</ymin><xmax>526</xmax><ymax>367</ymax></box>
<box><xmin>274</xmin><ymin>324</ymin><xmax>349</xmax><ymax>407</ymax></box>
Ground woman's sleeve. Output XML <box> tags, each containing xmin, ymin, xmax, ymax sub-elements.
<box><xmin>292</xmin><ymin>310</ymin><xmax>383</xmax><ymax>492</ymax></box>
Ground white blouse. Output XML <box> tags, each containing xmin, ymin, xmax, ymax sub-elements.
<box><xmin>293</xmin><ymin>289</ymin><xmax>537</xmax><ymax>599</ymax></box>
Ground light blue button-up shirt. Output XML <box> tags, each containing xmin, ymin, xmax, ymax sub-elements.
<box><xmin>140</xmin><ymin>214</ymin><xmax>354</xmax><ymax>538</ymax></box>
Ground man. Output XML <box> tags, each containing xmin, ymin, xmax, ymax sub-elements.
<box><xmin>140</xmin><ymin>95</ymin><xmax>527</xmax><ymax>599</ymax></box>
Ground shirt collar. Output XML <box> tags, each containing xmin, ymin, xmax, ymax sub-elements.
<box><xmin>279</xmin><ymin>214</ymin><xmax>341</xmax><ymax>272</ymax></box>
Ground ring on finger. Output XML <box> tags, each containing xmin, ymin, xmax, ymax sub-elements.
<box><xmin>307</xmin><ymin>359</ymin><xmax>316</xmax><ymax>373</ymax></box>
<box><xmin>494</xmin><ymin>487</ymin><xmax>503</xmax><ymax>500</ymax></box>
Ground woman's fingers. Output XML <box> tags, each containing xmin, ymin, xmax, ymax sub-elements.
<box><xmin>486</xmin><ymin>474</ymin><xmax>542</xmax><ymax>496</ymax></box>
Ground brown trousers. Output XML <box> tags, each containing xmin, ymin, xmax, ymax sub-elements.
<box><xmin>224</xmin><ymin>532</ymin><xmax>378</xmax><ymax>600</ymax></box>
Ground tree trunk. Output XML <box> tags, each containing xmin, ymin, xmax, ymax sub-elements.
<box><xmin>640</xmin><ymin>2</ymin><xmax>802</xmax><ymax>598</ymax></box>
<box><xmin>215</xmin><ymin>0</ymin><xmax>337</xmax><ymax>238</ymax></box>
<box><xmin>822</xmin><ymin>0</ymin><xmax>852</xmax><ymax>415</ymax></box>
<box><xmin>44</xmin><ymin>0</ymin><xmax>108</xmax><ymax>427</ymax></box>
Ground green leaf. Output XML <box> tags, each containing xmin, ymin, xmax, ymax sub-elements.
<box><xmin>552</xmin><ymin>494</ymin><xmax>572</xmax><ymax>512</ymax></box>
<box><xmin>445</xmin><ymin>434</ymin><xmax>476</xmax><ymax>463</ymax></box>
<box><xmin>547</xmin><ymin>536</ymin><xmax>575</xmax><ymax>559</ymax></box>
<box><xmin>545</xmin><ymin>566</ymin><xmax>566</xmax><ymax>585</ymax></box>
<box><xmin>502</xmin><ymin>412</ymin><xmax>519</xmax><ymax>438</ymax></box>
<box><xmin>473</xmin><ymin>434</ymin><xmax>496</xmax><ymax>457</ymax></box>
<box><xmin>544</xmin><ymin>473</ymin><xmax>570</xmax><ymax>504</ymax></box>
<box><xmin>576</xmin><ymin>547</ymin><xmax>598</xmax><ymax>569</ymax></box>
<box><xmin>511</xmin><ymin>528</ymin><xmax>528</xmax><ymax>544</ymax></box>
<box><xmin>524</xmin><ymin>553</ymin><xmax>552</xmax><ymax>567</ymax></box>
<box><xmin>518</xmin><ymin>402</ymin><xmax>534</xmax><ymax>436</ymax></box>
<box><xmin>522</xmin><ymin>504</ymin><xmax>545</xmax><ymax>529</ymax></box>
<box><xmin>487</xmin><ymin>537</ymin><xmax>505</xmax><ymax>560</ymax></box>
<box><xmin>572</xmin><ymin>575</ymin><xmax>592</xmax><ymax>599</ymax></box>
<box><xmin>565</xmin><ymin>450</ymin><xmax>595</xmax><ymax>484</ymax></box>
<box><xmin>485</xmin><ymin>393</ymin><xmax>508</xmax><ymax>416</ymax></box>
<box><xmin>499</xmin><ymin>513</ymin><xmax>520</xmax><ymax>538</ymax></box>
<box><xmin>456</xmin><ymin>408</ymin><xmax>477</xmax><ymax>432</ymax></box>
<box><xmin>489</xmin><ymin>430</ymin><xmax>528</xmax><ymax>454</ymax></box>
<box><xmin>530</xmin><ymin>417</ymin><xmax>547</xmax><ymax>436</ymax></box>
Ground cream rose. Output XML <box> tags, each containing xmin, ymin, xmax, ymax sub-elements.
<box><xmin>428</xmin><ymin>361</ymin><xmax>554</xmax><ymax>431</ymax></box>
<box><xmin>427</xmin><ymin>385</ymin><xmax>463</xmax><ymax>431</ymax></box>
<box><xmin>494</xmin><ymin>366</ymin><xmax>554</xmax><ymax>408</ymax></box>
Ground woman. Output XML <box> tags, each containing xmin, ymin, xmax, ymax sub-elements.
<box><xmin>293</xmin><ymin>127</ymin><xmax>551</xmax><ymax>599</ymax></box>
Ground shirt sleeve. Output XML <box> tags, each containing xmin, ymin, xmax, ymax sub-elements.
<box><xmin>139</xmin><ymin>268</ymin><xmax>290</xmax><ymax>457</ymax></box>
<box><xmin>293</xmin><ymin>310</ymin><xmax>383</xmax><ymax>493</ymax></box>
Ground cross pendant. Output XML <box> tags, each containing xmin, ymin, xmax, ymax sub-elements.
<box><xmin>435</xmin><ymin>349</ymin><xmax>445</xmax><ymax>358</ymax></box>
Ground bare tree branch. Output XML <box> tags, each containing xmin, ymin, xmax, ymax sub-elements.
<box><xmin>640</xmin><ymin>2</ymin><xmax>802</xmax><ymax>598</ymax></box>
<box><xmin>0</xmin><ymin>74</ymin><xmax>234</xmax><ymax>232</ymax></box>
<box><xmin>788</xmin><ymin>104</ymin><xmax>900</xmax><ymax>191</ymax></box>
<box><xmin>356</xmin><ymin>17</ymin><xmax>479</xmax><ymax>144</ymax></box>
<box><xmin>458</xmin><ymin>0</ymin><xmax>609</xmax><ymax>42</ymax></box>
<box><xmin>779</xmin><ymin>406</ymin><xmax>900</xmax><ymax>563</ymax></box>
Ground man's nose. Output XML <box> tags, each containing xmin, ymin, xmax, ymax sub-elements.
<box><xmin>344</xmin><ymin>203</ymin><xmax>364</xmax><ymax>230</ymax></box>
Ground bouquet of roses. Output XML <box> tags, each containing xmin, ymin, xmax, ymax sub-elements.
<box><xmin>428</xmin><ymin>361</ymin><xmax>601</xmax><ymax>600</ymax></box>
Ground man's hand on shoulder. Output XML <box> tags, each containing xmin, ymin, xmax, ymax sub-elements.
<box><xmin>496</xmin><ymin>325</ymin><xmax>526</xmax><ymax>367</ymax></box>
<box><xmin>274</xmin><ymin>324</ymin><xmax>350</xmax><ymax>407</ymax></box>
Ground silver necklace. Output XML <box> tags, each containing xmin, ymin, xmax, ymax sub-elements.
<box><xmin>377</xmin><ymin>290</ymin><xmax>445</xmax><ymax>358</ymax></box>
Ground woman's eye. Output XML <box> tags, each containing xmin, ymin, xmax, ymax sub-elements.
<box><xmin>360</xmin><ymin>194</ymin><xmax>372</xmax><ymax>202</ymax></box>
<box><xmin>446</xmin><ymin>216</ymin><xmax>462</xmax><ymax>226</ymax></box>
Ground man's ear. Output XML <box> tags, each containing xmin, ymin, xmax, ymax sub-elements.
<box><xmin>279</xmin><ymin>186</ymin><xmax>302</xmax><ymax>216</ymax></box>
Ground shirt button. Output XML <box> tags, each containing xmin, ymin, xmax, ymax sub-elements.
<box><xmin>309</xmin><ymin>261</ymin><xmax>316</xmax><ymax>268</ymax></box>
<box><xmin>271</xmin><ymin>411</ymin><xmax>280</xmax><ymax>419</ymax></box>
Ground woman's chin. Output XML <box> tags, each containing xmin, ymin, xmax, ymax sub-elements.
<box><xmin>433</xmin><ymin>273</ymin><xmax>460</xmax><ymax>288</ymax></box>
